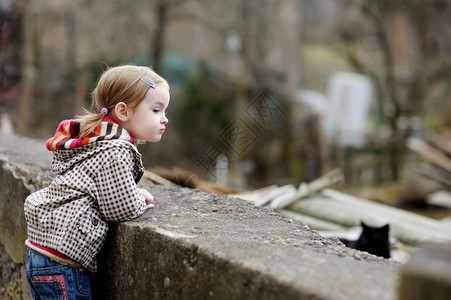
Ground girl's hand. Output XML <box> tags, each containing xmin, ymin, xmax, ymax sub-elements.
<box><xmin>139</xmin><ymin>188</ymin><xmax>154</xmax><ymax>209</ymax></box>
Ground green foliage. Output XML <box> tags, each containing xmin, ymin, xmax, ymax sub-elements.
<box><xmin>174</xmin><ymin>75</ymin><xmax>232</xmax><ymax>155</ymax></box>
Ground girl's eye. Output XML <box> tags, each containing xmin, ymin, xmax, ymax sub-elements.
<box><xmin>153</xmin><ymin>109</ymin><xmax>160</xmax><ymax>113</ymax></box>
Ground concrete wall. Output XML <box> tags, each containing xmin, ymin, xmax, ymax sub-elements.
<box><xmin>0</xmin><ymin>133</ymin><xmax>404</xmax><ymax>299</ymax></box>
<box><xmin>398</xmin><ymin>243</ymin><xmax>451</xmax><ymax>300</ymax></box>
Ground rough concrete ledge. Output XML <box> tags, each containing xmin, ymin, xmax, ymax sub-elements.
<box><xmin>0</xmin><ymin>133</ymin><xmax>401</xmax><ymax>300</ymax></box>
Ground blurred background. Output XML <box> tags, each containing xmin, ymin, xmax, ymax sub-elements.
<box><xmin>2</xmin><ymin>0</ymin><xmax>451</xmax><ymax>211</ymax></box>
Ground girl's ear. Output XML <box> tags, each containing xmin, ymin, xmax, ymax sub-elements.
<box><xmin>114</xmin><ymin>102</ymin><xmax>130</xmax><ymax>121</ymax></box>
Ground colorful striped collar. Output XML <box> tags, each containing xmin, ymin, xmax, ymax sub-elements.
<box><xmin>46</xmin><ymin>117</ymin><xmax>135</xmax><ymax>151</ymax></box>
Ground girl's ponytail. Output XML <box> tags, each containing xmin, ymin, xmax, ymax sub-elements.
<box><xmin>74</xmin><ymin>109</ymin><xmax>106</xmax><ymax>138</ymax></box>
<box><xmin>74</xmin><ymin>83</ymin><xmax>110</xmax><ymax>138</ymax></box>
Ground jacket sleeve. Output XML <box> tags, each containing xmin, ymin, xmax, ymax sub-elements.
<box><xmin>93</xmin><ymin>153</ymin><xmax>147</xmax><ymax>222</ymax></box>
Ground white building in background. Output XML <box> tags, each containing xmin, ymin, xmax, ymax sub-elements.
<box><xmin>326</xmin><ymin>72</ymin><xmax>373</xmax><ymax>147</ymax></box>
<box><xmin>0</xmin><ymin>111</ymin><xmax>14</xmax><ymax>135</ymax></box>
<box><xmin>298</xmin><ymin>72</ymin><xmax>373</xmax><ymax>147</ymax></box>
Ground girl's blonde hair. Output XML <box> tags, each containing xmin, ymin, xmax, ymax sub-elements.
<box><xmin>75</xmin><ymin>65</ymin><xmax>169</xmax><ymax>137</ymax></box>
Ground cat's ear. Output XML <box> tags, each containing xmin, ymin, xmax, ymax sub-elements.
<box><xmin>360</xmin><ymin>221</ymin><xmax>367</xmax><ymax>228</ymax></box>
<box><xmin>381</xmin><ymin>224</ymin><xmax>390</xmax><ymax>233</ymax></box>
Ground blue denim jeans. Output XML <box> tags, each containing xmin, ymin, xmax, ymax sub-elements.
<box><xmin>25</xmin><ymin>248</ymin><xmax>92</xmax><ymax>300</ymax></box>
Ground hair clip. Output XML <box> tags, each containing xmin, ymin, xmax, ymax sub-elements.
<box><xmin>140</xmin><ymin>76</ymin><xmax>157</xmax><ymax>89</ymax></box>
<box><xmin>100</xmin><ymin>108</ymin><xmax>108</xmax><ymax>115</ymax></box>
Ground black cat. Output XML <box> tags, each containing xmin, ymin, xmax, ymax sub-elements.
<box><xmin>340</xmin><ymin>221</ymin><xmax>391</xmax><ymax>259</ymax></box>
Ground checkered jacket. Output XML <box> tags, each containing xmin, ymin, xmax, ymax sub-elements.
<box><xmin>24</xmin><ymin>140</ymin><xmax>147</xmax><ymax>272</ymax></box>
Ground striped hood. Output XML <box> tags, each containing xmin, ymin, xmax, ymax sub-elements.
<box><xmin>46</xmin><ymin>117</ymin><xmax>135</xmax><ymax>151</ymax></box>
<box><xmin>45</xmin><ymin>117</ymin><xmax>140</xmax><ymax>176</ymax></box>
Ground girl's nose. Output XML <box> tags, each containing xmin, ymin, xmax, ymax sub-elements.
<box><xmin>162</xmin><ymin>115</ymin><xmax>168</xmax><ymax>124</ymax></box>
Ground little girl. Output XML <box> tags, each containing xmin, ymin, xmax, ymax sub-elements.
<box><xmin>24</xmin><ymin>65</ymin><xmax>170</xmax><ymax>299</ymax></box>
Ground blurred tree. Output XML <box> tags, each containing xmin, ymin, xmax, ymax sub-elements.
<box><xmin>336</xmin><ymin>0</ymin><xmax>451</xmax><ymax>180</ymax></box>
<box><xmin>151</xmin><ymin>0</ymin><xmax>172</xmax><ymax>72</ymax></box>
<box><xmin>199</xmin><ymin>0</ymin><xmax>303</xmax><ymax>185</ymax></box>
<box><xmin>18</xmin><ymin>0</ymin><xmax>38</xmax><ymax>135</ymax></box>
<box><xmin>0</xmin><ymin>2</ymin><xmax>22</xmax><ymax>138</ymax></box>
<box><xmin>150</xmin><ymin>0</ymin><xmax>193</xmax><ymax>72</ymax></box>
<box><xmin>65</xmin><ymin>5</ymin><xmax>77</xmax><ymax>114</ymax></box>
<box><xmin>175</xmin><ymin>73</ymin><xmax>232</xmax><ymax>155</ymax></box>
<box><xmin>240</xmin><ymin>0</ymin><xmax>303</xmax><ymax>184</ymax></box>
<box><xmin>0</xmin><ymin>2</ymin><xmax>22</xmax><ymax>100</ymax></box>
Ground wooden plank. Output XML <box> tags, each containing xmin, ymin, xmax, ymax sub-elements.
<box><xmin>230</xmin><ymin>185</ymin><xmax>278</xmax><ymax>203</ymax></box>
<box><xmin>416</xmin><ymin>162</ymin><xmax>451</xmax><ymax>189</ymax></box>
<box><xmin>263</xmin><ymin>184</ymin><xmax>296</xmax><ymax>207</ymax></box>
<box><xmin>196</xmin><ymin>181</ymin><xmax>237</xmax><ymax>195</ymax></box>
<box><xmin>277</xmin><ymin>209</ymin><xmax>346</xmax><ymax>231</ymax></box>
<box><xmin>274</xmin><ymin>169</ymin><xmax>343</xmax><ymax>209</ymax></box>
<box><xmin>149</xmin><ymin>167</ymin><xmax>237</xmax><ymax>195</ymax></box>
<box><xmin>290</xmin><ymin>189</ymin><xmax>451</xmax><ymax>245</ymax></box>
<box><xmin>143</xmin><ymin>170</ymin><xmax>180</xmax><ymax>187</ymax></box>
<box><xmin>427</xmin><ymin>190</ymin><xmax>451</xmax><ymax>209</ymax></box>
<box><xmin>431</xmin><ymin>129</ymin><xmax>451</xmax><ymax>157</ymax></box>
<box><xmin>407</xmin><ymin>137</ymin><xmax>451</xmax><ymax>173</ymax></box>
<box><xmin>151</xmin><ymin>167</ymin><xmax>201</xmax><ymax>187</ymax></box>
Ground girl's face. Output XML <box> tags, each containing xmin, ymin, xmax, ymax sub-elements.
<box><xmin>122</xmin><ymin>85</ymin><xmax>170</xmax><ymax>142</ymax></box>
